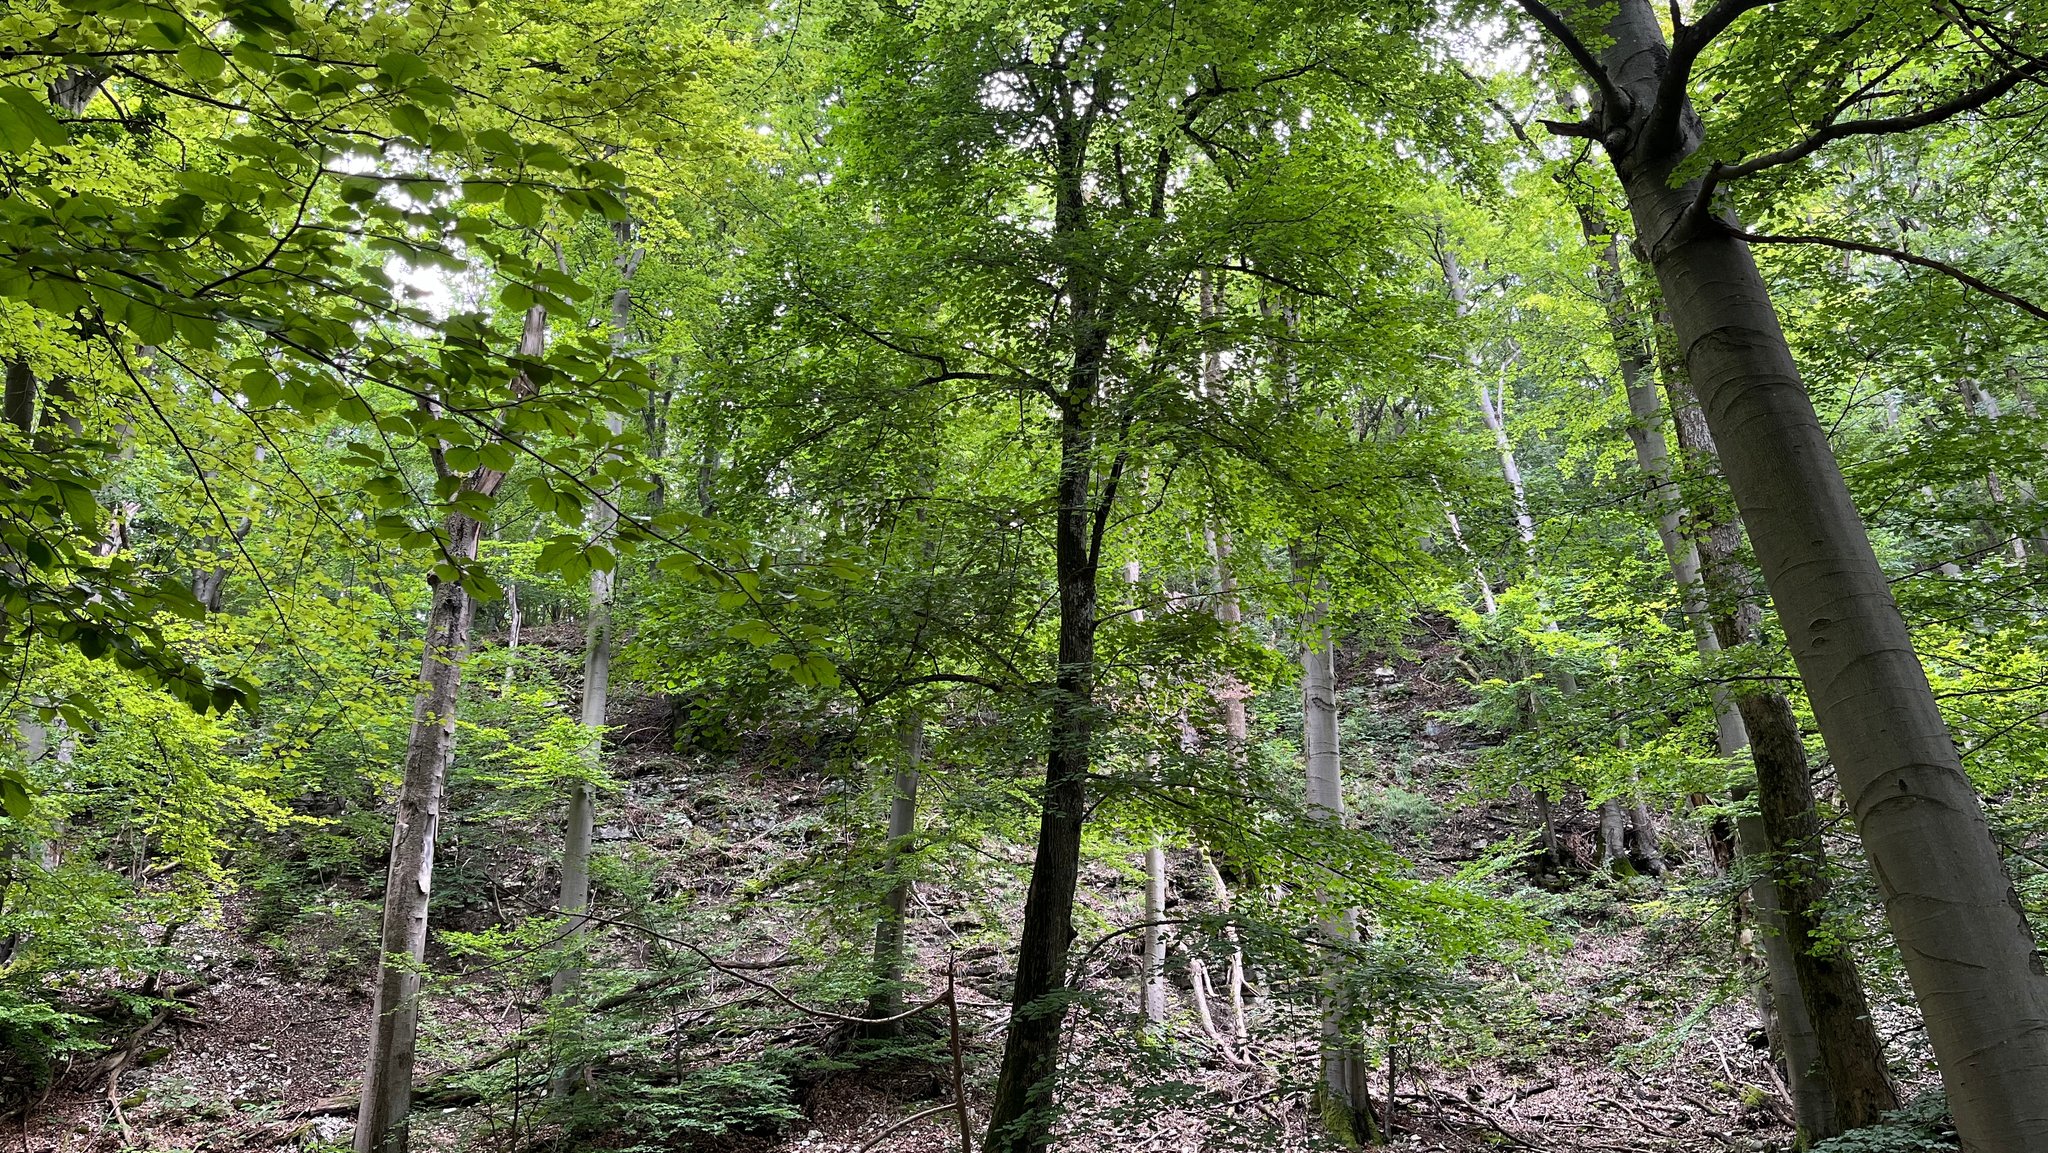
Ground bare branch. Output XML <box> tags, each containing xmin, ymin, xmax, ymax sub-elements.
<box><xmin>1712</xmin><ymin>56</ymin><xmax>2047</xmax><ymax>182</ymax></box>
<box><xmin>1513</xmin><ymin>0</ymin><xmax>1629</xmax><ymax>118</ymax></box>
<box><xmin>1644</xmin><ymin>0</ymin><xmax>1782</xmax><ymax>157</ymax></box>
<box><xmin>1729</xmin><ymin>226</ymin><xmax>2048</xmax><ymax>325</ymax></box>
<box><xmin>1538</xmin><ymin>116</ymin><xmax>1602</xmax><ymax>138</ymax></box>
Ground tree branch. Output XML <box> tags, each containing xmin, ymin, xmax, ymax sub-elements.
<box><xmin>1710</xmin><ymin>56</ymin><xmax>2047</xmax><ymax>182</ymax></box>
<box><xmin>1644</xmin><ymin>0</ymin><xmax>1781</xmax><ymax>157</ymax></box>
<box><xmin>1514</xmin><ymin>0</ymin><xmax>1628</xmax><ymax>118</ymax></box>
<box><xmin>1728</xmin><ymin>226</ymin><xmax>2048</xmax><ymax>325</ymax></box>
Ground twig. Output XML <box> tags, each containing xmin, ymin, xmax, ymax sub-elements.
<box><xmin>857</xmin><ymin>1103</ymin><xmax>960</xmax><ymax>1153</ymax></box>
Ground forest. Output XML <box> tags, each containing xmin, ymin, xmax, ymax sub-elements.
<box><xmin>3</xmin><ymin>0</ymin><xmax>2048</xmax><ymax>1150</ymax></box>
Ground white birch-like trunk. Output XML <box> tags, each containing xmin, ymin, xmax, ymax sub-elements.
<box><xmin>499</xmin><ymin>583</ymin><xmax>521</xmax><ymax>696</ymax></box>
<box><xmin>1203</xmin><ymin>526</ymin><xmax>1253</xmax><ymax>1036</ymax></box>
<box><xmin>1141</xmin><ymin>839</ymin><xmax>1169</xmax><ymax>1025</ymax></box>
<box><xmin>1302</xmin><ymin>595</ymin><xmax>1375</xmax><ymax>1144</ymax></box>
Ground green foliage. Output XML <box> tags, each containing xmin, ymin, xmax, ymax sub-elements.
<box><xmin>605</xmin><ymin>1055</ymin><xmax>807</xmax><ymax>1150</ymax></box>
<box><xmin>1812</xmin><ymin>1094</ymin><xmax>1958</xmax><ymax>1153</ymax></box>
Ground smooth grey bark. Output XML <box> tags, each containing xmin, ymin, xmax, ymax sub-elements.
<box><xmin>552</xmin><ymin>427</ymin><xmax>620</xmax><ymax>1005</ymax></box>
<box><xmin>499</xmin><ymin>583</ymin><xmax>521</xmax><ymax>696</ymax></box>
<box><xmin>1140</xmin><ymin>838</ymin><xmax>1169</xmax><ymax>1025</ymax></box>
<box><xmin>1567</xmin><ymin>7</ymin><xmax>2048</xmax><ymax>1139</ymax></box>
<box><xmin>868</xmin><ymin>709</ymin><xmax>924</xmax><ymax>1030</ymax></box>
<box><xmin>1663</xmin><ymin>368</ymin><xmax>1896</xmax><ymax>1136</ymax></box>
<box><xmin>553</xmin><ymin>226</ymin><xmax>642</xmax><ymax>1021</ymax></box>
<box><xmin>355</xmin><ymin>517</ymin><xmax>483</xmax><ymax>1153</ymax></box>
<box><xmin>1596</xmin><ymin>799</ymin><xmax>1630</xmax><ymax>870</ymax></box>
<box><xmin>1588</xmin><ymin>258</ymin><xmax>1837</xmax><ymax>1127</ymax></box>
<box><xmin>355</xmin><ymin>306</ymin><xmax>546</xmax><ymax>1153</ymax></box>
<box><xmin>1203</xmin><ymin>525</ymin><xmax>1252</xmax><ymax>1037</ymax></box>
<box><xmin>1302</xmin><ymin>595</ymin><xmax>1376</xmax><ymax>1146</ymax></box>
<box><xmin>1126</xmin><ymin>561</ymin><xmax>1170</xmax><ymax>1028</ymax></box>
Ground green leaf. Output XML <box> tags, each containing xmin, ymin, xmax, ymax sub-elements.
<box><xmin>390</xmin><ymin>103</ymin><xmax>432</xmax><ymax>140</ymax></box>
<box><xmin>176</xmin><ymin>44</ymin><xmax>228</xmax><ymax>82</ymax></box>
<box><xmin>54</xmin><ymin>480</ymin><xmax>98</xmax><ymax>531</ymax></box>
<box><xmin>793</xmin><ymin>654</ymin><xmax>840</xmax><ymax>689</ymax></box>
<box><xmin>0</xmin><ymin>88</ymin><xmax>68</xmax><ymax>153</ymax></box>
<box><xmin>503</xmin><ymin>184</ymin><xmax>545</xmax><ymax>227</ymax></box>
<box><xmin>725</xmin><ymin>620</ymin><xmax>776</xmax><ymax>646</ymax></box>
<box><xmin>0</xmin><ymin>771</ymin><xmax>31</xmax><ymax>821</ymax></box>
<box><xmin>375</xmin><ymin>50</ymin><xmax>431</xmax><ymax>87</ymax></box>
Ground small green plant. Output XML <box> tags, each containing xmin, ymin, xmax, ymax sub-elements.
<box><xmin>607</xmin><ymin>1055</ymin><xmax>806</xmax><ymax>1150</ymax></box>
<box><xmin>1811</xmin><ymin>1093</ymin><xmax>1957</xmax><ymax>1153</ymax></box>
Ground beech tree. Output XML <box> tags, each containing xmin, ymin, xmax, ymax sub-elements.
<box><xmin>1511</xmin><ymin>0</ymin><xmax>2048</xmax><ymax>1143</ymax></box>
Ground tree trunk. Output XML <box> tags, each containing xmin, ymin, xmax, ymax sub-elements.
<box><xmin>4</xmin><ymin>359</ymin><xmax>34</xmax><ymax>434</ymax></box>
<box><xmin>1587</xmin><ymin>5</ymin><xmax>2047</xmax><ymax>1140</ymax></box>
<box><xmin>1437</xmin><ymin>496</ymin><xmax>1498</xmax><ymax>615</ymax></box>
<box><xmin>868</xmin><ymin>709</ymin><xmax>923</xmax><ymax>1030</ymax></box>
<box><xmin>1448</xmin><ymin>249</ymin><xmax>1593</xmax><ymax>865</ymax></box>
<box><xmin>983</xmin><ymin>407</ymin><xmax>1107</xmax><ymax>1153</ymax></box>
<box><xmin>1141</xmin><ymin>839</ymin><xmax>1169</xmax><ymax>1025</ymax></box>
<box><xmin>354</xmin><ymin>515</ymin><xmax>485</xmax><ymax>1153</ymax></box>
<box><xmin>552</xmin><ymin>437</ymin><xmax>619</xmax><ymax>1006</ymax></box>
<box><xmin>1302</xmin><ymin>596</ymin><xmax>1377</xmax><ymax>1147</ymax></box>
<box><xmin>356</xmin><ymin>307</ymin><xmax>546</xmax><ymax>1153</ymax></box>
<box><xmin>499</xmin><ymin>583</ymin><xmax>521</xmax><ymax>696</ymax></box>
<box><xmin>1596</xmin><ymin>799</ymin><xmax>1630</xmax><ymax>872</ymax></box>
<box><xmin>982</xmin><ymin>81</ymin><xmax>1130</xmax><ymax>1145</ymax></box>
<box><xmin>1661</xmin><ymin>366</ymin><xmax>1868</xmax><ymax>1137</ymax></box>
<box><xmin>1736</xmin><ymin>690</ymin><xmax>1898</xmax><ymax>1133</ymax></box>
<box><xmin>552</xmin><ymin>226</ymin><xmax>641</xmax><ymax>1021</ymax></box>
<box><xmin>1126</xmin><ymin>560</ymin><xmax>1170</xmax><ymax>1029</ymax></box>
<box><xmin>1204</xmin><ymin>525</ymin><xmax>1253</xmax><ymax>1032</ymax></box>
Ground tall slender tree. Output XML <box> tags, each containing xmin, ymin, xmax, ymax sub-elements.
<box><xmin>356</xmin><ymin>307</ymin><xmax>547</xmax><ymax>1153</ymax></box>
<box><xmin>1516</xmin><ymin>0</ymin><xmax>2048</xmax><ymax>1141</ymax></box>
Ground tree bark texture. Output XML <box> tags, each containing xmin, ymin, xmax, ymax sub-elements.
<box><xmin>1586</xmin><ymin>3</ymin><xmax>2048</xmax><ymax>1142</ymax></box>
<box><xmin>553</xmin><ymin>227</ymin><xmax>640</xmax><ymax>1015</ymax></box>
<box><xmin>984</xmin><ymin>409</ymin><xmax>1105</xmax><ymax>1153</ymax></box>
<box><xmin>1141</xmin><ymin>839</ymin><xmax>1169</xmax><ymax>1025</ymax></box>
<box><xmin>356</xmin><ymin>306</ymin><xmax>546</xmax><ymax>1153</ymax></box>
<box><xmin>1303</xmin><ymin>599</ymin><xmax>1376</xmax><ymax>1146</ymax></box>
<box><xmin>869</xmin><ymin>709</ymin><xmax>923</xmax><ymax>1029</ymax></box>
<box><xmin>354</xmin><ymin>516</ymin><xmax>484</xmax><ymax>1153</ymax></box>
<box><xmin>1661</xmin><ymin>366</ymin><xmax>1868</xmax><ymax>1136</ymax></box>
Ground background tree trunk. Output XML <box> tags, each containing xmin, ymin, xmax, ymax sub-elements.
<box><xmin>867</xmin><ymin>709</ymin><xmax>923</xmax><ymax>1031</ymax></box>
<box><xmin>1302</xmin><ymin>594</ymin><xmax>1377</xmax><ymax>1146</ymax></box>
<box><xmin>1140</xmin><ymin>838</ymin><xmax>1169</xmax><ymax>1026</ymax></box>
<box><xmin>1661</xmin><ymin>327</ymin><xmax>1896</xmax><ymax>1138</ymax></box>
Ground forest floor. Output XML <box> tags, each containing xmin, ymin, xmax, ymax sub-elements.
<box><xmin>23</xmin><ymin>619</ymin><xmax>1925</xmax><ymax>1153</ymax></box>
